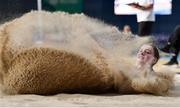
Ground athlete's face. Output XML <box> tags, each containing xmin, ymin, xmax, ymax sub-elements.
<box><xmin>137</xmin><ymin>44</ymin><xmax>155</xmax><ymax>65</ymax></box>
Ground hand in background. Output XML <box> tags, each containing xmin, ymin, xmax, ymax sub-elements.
<box><xmin>127</xmin><ymin>2</ymin><xmax>139</xmax><ymax>8</ymax></box>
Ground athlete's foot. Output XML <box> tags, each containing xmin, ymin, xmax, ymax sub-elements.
<box><xmin>160</xmin><ymin>44</ymin><xmax>171</xmax><ymax>53</ymax></box>
<box><xmin>164</xmin><ymin>59</ymin><xmax>179</xmax><ymax>66</ymax></box>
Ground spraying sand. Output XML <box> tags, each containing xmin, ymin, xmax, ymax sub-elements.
<box><xmin>0</xmin><ymin>11</ymin><xmax>179</xmax><ymax>106</ymax></box>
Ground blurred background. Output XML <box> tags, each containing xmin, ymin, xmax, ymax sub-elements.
<box><xmin>0</xmin><ymin>0</ymin><xmax>179</xmax><ymax>39</ymax></box>
<box><xmin>0</xmin><ymin>0</ymin><xmax>179</xmax><ymax>66</ymax></box>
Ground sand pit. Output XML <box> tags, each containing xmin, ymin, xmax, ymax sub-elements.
<box><xmin>0</xmin><ymin>11</ymin><xmax>179</xmax><ymax>107</ymax></box>
<box><xmin>0</xmin><ymin>74</ymin><xmax>179</xmax><ymax>107</ymax></box>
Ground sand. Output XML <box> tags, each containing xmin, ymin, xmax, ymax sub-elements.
<box><xmin>0</xmin><ymin>75</ymin><xmax>179</xmax><ymax>107</ymax></box>
<box><xmin>0</xmin><ymin>11</ymin><xmax>180</xmax><ymax>107</ymax></box>
<box><xmin>0</xmin><ymin>59</ymin><xmax>179</xmax><ymax>107</ymax></box>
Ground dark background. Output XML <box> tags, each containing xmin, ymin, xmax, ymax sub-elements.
<box><xmin>0</xmin><ymin>0</ymin><xmax>179</xmax><ymax>36</ymax></box>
